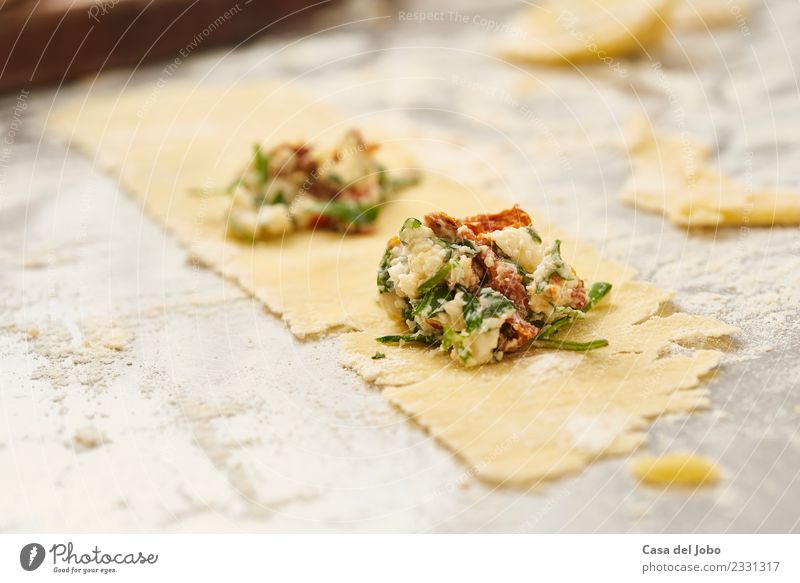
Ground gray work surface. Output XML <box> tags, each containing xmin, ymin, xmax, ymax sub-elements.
<box><xmin>1</xmin><ymin>0</ymin><xmax>798</xmax><ymax>532</ymax></box>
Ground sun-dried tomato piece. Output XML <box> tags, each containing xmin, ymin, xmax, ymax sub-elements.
<box><xmin>571</xmin><ymin>286</ymin><xmax>589</xmax><ymax>310</ymax></box>
<box><xmin>498</xmin><ymin>314</ymin><xmax>539</xmax><ymax>354</ymax></box>
<box><xmin>476</xmin><ymin>246</ymin><xmax>529</xmax><ymax>315</ymax></box>
<box><xmin>462</xmin><ymin>205</ymin><xmax>532</xmax><ymax>236</ymax></box>
<box><xmin>307</xmin><ymin>214</ymin><xmax>335</xmax><ymax>230</ymax></box>
<box><xmin>293</xmin><ymin>145</ymin><xmax>317</xmax><ymax>173</ymax></box>
<box><xmin>424</xmin><ymin>211</ymin><xmax>462</xmax><ymax>242</ymax></box>
<box><xmin>425</xmin><ymin>319</ymin><xmax>443</xmax><ymax>330</ymax></box>
<box><xmin>306</xmin><ymin>180</ymin><xmax>339</xmax><ymax>201</ymax></box>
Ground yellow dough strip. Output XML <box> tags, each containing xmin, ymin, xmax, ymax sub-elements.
<box><xmin>48</xmin><ymin>83</ymin><xmax>737</xmax><ymax>486</ymax></box>
<box><xmin>631</xmin><ymin>452</ymin><xmax>722</xmax><ymax>487</ymax></box>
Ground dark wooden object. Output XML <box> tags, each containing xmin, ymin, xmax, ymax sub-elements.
<box><xmin>0</xmin><ymin>0</ymin><xmax>325</xmax><ymax>92</ymax></box>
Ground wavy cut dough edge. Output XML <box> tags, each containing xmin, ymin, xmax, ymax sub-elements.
<box><xmin>47</xmin><ymin>81</ymin><xmax>737</xmax><ymax>487</ymax></box>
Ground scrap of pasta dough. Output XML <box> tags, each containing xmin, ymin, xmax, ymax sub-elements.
<box><xmin>48</xmin><ymin>83</ymin><xmax>737</xmax><ymax>486</ymax></box>
<box><xmin>621</xmin><ymin>116</ymin><xmax>800</xmax><ymax>227</ymax></box>
<box><xmin>673</xmin><ymin>0</ymin><xmax>754</xmax><ymax>30</ymax></box>
<box><xmin>496</xmin><ymin>0</ymin><xmax>674</xmax><ymax>65</ymax></box>
<box><xmin>631</xmin><ymin>452</ymin><xmax>722</xmax><ymax>487</ymax></box>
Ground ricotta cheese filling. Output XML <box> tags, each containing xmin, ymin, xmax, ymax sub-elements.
<box><xmin>376</xmin><ymin>206</ymin><xmax>613</xmax><ymax>366</ymax></box>
<box><xmin>210</xmin><ymin>129</ymin><xmax>419</xmax><ymax>240</ymax></box>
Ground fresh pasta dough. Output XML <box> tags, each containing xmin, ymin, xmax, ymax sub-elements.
<box><xmin>672</xmin><ymin>0</ymin><xmax>755</xmax><ymax>30</ymax></box>
<box><xmin>631</xmin><ymin>452</ymin><xmax>722</xmax><ymax>487</ymax></box>
<box><xmin>496</xmin><ymin>0</ymin><xmax>754</xmax><ymax>66</ymax></box>
<box><xmin>621</xmin><ymin>115</ymin><xmax>800</xmax><ymax>227</ymax></box>
<box><xmin>48</xmin><ymin>82</ymin><xmax>737</xmax><ymax>486</ymax></box>
<box><xmin>496</xmin><ymin>0</ymin><xmax>674</xmax><ymax>65</ymax></box>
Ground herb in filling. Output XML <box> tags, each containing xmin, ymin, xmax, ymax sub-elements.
<box><xmin>376</xmin><ymin>206</ymin><xmax>611</xmax><ymax>366</ymax></box>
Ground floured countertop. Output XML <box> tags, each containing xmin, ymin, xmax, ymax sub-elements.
<box><xmin>1</xmin><ymin>0</ymin><xmax>798</xmax><ymax>532</ymax></box>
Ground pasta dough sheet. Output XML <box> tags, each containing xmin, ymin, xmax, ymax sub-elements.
<box><xmin>496</xmin><ymin>0</ymin><xmax>674</xmax><ymax>65</ymax></box>
<box><xmin>496</xmin><ymin>0</ymin><xmax>753</xmax><ymax>66</ymax></box>
<box><xmin>48</xmin><ymin>82</ymin><xmax>737</xmax><ymax>486</ymax></box>
<box><xmin>621</xmin><ymin>116</ymin><xmax>800</xmax><ymax>227</ymax></box>
<box><xmin>673</xmin><ymin>0</ymin><xmax>755</xmax><ymax>30</ymax></box>
<box><xmin>342</xmin><ymin>280</ymin><xmax>736</xmax><ymax>485</ymax></box>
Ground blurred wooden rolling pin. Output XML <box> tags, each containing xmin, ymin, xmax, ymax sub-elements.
<box><xmin>0</xmin><ymin>0</ymin><xmax>326</xmax><ymax>92</ymax></box>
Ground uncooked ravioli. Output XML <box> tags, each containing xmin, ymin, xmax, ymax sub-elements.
<box><xmin>48</xmin><ymin>82</ymin><xmax>737</xmax><ymax>486</ymax></box>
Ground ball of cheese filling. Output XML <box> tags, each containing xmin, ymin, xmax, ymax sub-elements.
<box><xmin>386</xmin><ymin>224</ymin><xmax>447</xmax><ymax>299</ymax></box>
<box><xmin>485</xmin><ymin>226</ymin><xmax>543</xmax><ymax>272</ymax></box>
